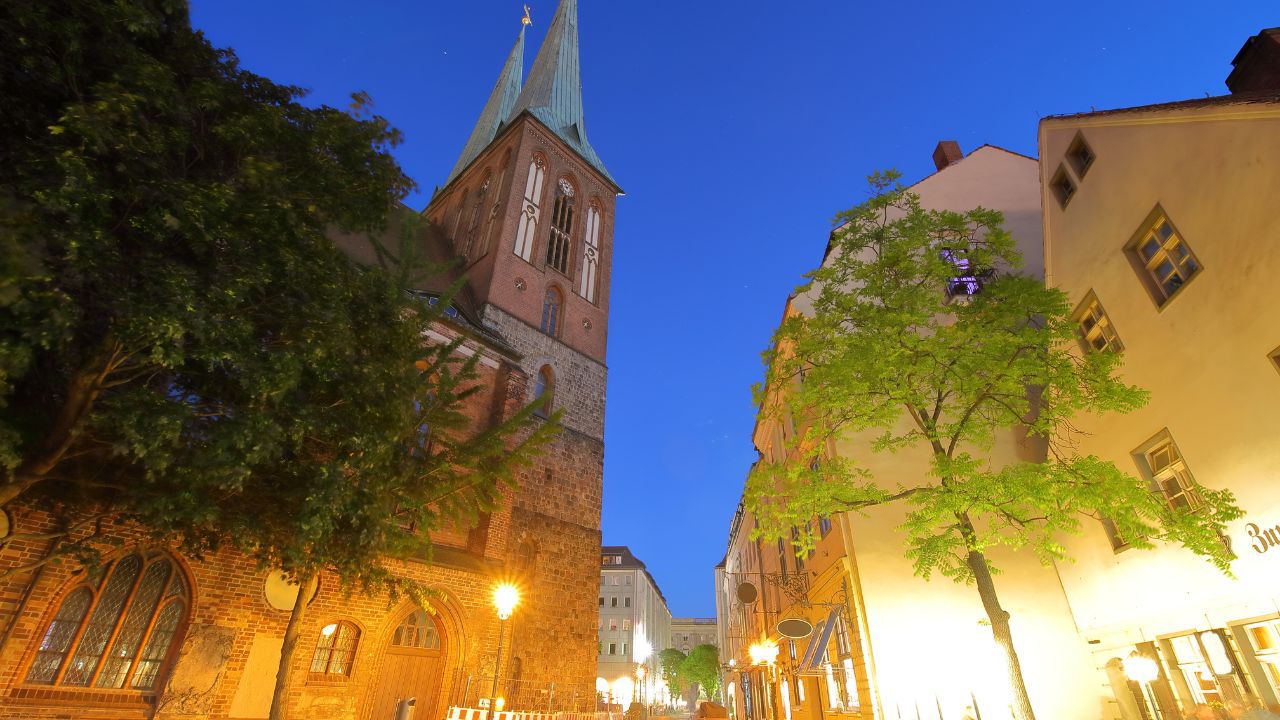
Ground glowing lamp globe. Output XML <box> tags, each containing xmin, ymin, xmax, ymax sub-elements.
<box><xmin>1123</xmin><ymin>654</ymin><xmax>1159</xmax><ymax>683</ymax></box>
<box><xmin>493</xmin><ymin>583</ymin><xmax>520</xmax><ymax>620</ymax></box>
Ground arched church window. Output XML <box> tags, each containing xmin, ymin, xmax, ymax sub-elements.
<box><xmin>25</xmin><ymin>550</ymin><xmax>189</xmax><ymax>691</ymax></box>
<box><xmin>451</xmin><ymin>189</ymin><xmax>469</xmax><ymax>241</ymax></box>
<box><xmin>540</xmin><ymin>287</ymin><xmax>562</xmax><ymax>337</ymax></box>
<box><xmin>513</xmin><ymin>156</ymin><xmax>546</xmax><ymax>262</ymax></box>
<box><xmin>578</xmin><ymin>201</ymin><xmax>602</xmax><ymax>303</ymax></box>
<box><xmin>310</xmin><ymin>621</ymin><xmax>360</xmax><ymax>678</ymax></box>
<box><xmin>479</xmin><ymin>151</ymin><xmax>511</xmax><ymax>259</ymax></box>
<box><xmin>546</xmin><ymin>178</ymin><xmax>575</xmax><ymax>274</ymax></box>
<box><xmin>533</xmin><ymin>365</ymin><xmax>554</xmax><ymax>419</ymax></box>
<box><xmin>464</xmin><ymin>171</ymin><xmax>491</xmax><ymax>257</ymax></box>
<box><xmin>392</xmin><ymin>609</ymin><xmax>442</xmax><ymax>650</ymax></box>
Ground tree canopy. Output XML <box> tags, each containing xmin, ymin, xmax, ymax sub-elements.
<box><xmin>681</xmin><ymin>644</ymin><xmax>720</xmax><ymax>700</ymax></box>
<box><xmin>747</xmin><ymin>172</ymin><xmax>1241</xmax><ymax>718</ymax></box>
<box><xmin>658</xmin><ymin>648</ymin><xmax>687</xmax><ymax>701</ymax></box>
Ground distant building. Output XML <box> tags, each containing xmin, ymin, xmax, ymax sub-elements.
<box><xmin>1038</xmin><ymin>27</ymin><xmax>1280</xmax><ymax>718</ymax></box>
<box><xmin>671</xmin><ymin>617</ymin><xmax>717</xmax><ymax>654</ymax></box>
<box><xmin>598</xmin><ymin>546</ymin><xmax>672</xmax><ymax>706</ymax></box>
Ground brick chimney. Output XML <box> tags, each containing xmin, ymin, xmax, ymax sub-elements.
<box><xmin>932</xmin><ymin>141</ymin><xmax>963</xmax><ymax>171</ymax></box>
<box><xmin>1227</xmin><ymin>27</ymin><xmax>1280</xmax><ymax>94</ymax></box>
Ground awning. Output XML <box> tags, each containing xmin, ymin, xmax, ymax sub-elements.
<box><xmin>797</xmin><ymin>607</ymin><xmax>840</xmax><ymax>674</ymax></box>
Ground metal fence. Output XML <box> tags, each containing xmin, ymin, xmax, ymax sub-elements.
<box><xmin>452</xmin><ymin>675</ymin><xmax>605</xmax><ymax>714</ymax></box>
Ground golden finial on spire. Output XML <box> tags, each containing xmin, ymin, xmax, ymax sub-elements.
<box><xmin>521</xmin><ymin>4</ymin><xmax>532</xmax><ymax>26</ymax></box>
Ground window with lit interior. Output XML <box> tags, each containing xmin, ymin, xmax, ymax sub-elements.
<box><xmin>24</xmin><ymin>550</ymin><xmax>189</xmax><ymax>691</ymax></box>
<box><xmin>310</xmin><ymin>621</ymin><xmax>360</xmax><ymax>679</ymax></box>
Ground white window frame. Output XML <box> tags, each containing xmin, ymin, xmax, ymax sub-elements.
<box><xmin>1128</xmin><ymin>208</ymin><xmax>1201</xmax><ymax>306</ymax></box>
<box><xmin>1074</xmin><ymin>291</ymin><xmax>1123</xmax><ymax>354</ymax></box>
<box><xmin>513</xmin><ymin>157</ymin><xmax>546</xmax><ymax>261</ymax></box>
<box><xmin>1135</xmin><ymin>430</ymin><xmax>1202</xmax><ymax>512</ymax></box>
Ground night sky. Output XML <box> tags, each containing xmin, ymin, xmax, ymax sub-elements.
<box><xmin>189</xmin><ymin>1</ymin><xmax>1274</xmax><ymax>618</ymax></box>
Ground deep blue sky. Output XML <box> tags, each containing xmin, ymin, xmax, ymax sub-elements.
<box><xmin>190</xmin><ymin>1</ymin><xmax>1274</xmax><ymax>617</ymax></box>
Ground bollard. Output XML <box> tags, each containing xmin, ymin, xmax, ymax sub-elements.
<box><xmin>394</xmin><ymin>697</ymin><xmax>416</xmax><ymax>720</ymax></box>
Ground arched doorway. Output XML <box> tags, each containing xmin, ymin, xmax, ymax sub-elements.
<box><xmin>364</xmin><ymin>609</ymin><xmax>448</xmax><ymax>720</ymax></box>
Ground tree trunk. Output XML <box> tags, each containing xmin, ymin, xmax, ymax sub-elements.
<box><xmin>268</xmin><ymin>572</ymin><xmax>318</xmax><ymax>720</ymax></box>
<box><xmin>957</xmin><ymin>513</ymin><xmax>1037</xmax><ymax>720</ymax></box>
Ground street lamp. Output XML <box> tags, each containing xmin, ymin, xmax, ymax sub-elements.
<box><xmin>1123</xmin><ymin>652</ymin><xmax>1162</xmax><ymax>720</ymax></box>
<box><xmin>490</xmin><ymin>582</ymin><xmax>520</xmax><ymax>708</ymax></box>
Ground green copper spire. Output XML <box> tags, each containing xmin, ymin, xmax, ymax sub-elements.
<box><xmin>446</xmin><ymin>23</ymin><xmax>527</xmax><ymax>185</ymax></box>
<box><xmin>508</xmin><ymin>0</ymin><xmax>617</xmax><ymax>188</ymax></box>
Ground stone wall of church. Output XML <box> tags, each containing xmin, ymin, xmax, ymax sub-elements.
<box><xmin>481</xmin><ymin>303</ymin><xmax>607</xmax><ymax>442</ymax></box>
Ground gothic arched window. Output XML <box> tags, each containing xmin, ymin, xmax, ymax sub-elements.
<box><xmin>463</xmin><ymin>171</ymin><xmax>491</xmax><ymax>257</ymax></box>
<box><xmin>540</xmin><ymin>287</ymin><xmax>562</xmax><ymax>337</ymax></box>
<box><xmin>546</xmin><ymin>178</ymin><xmax>575</xmax><ymax>274</ymax></box>
<box><xmin>533</xmin><ymin>365</ymin><xmax>553</xmax><ymax>419</ymax></box>
<box><xmin>392</xmin><ymin>609</ymin><xmax>442</xmax><ymax>650</ymax></box>
<box><xmin>309</xmin><ymin>621</ymin><xmax>360</xmax><ymax>678</ymax></box>
<box><xmin>25</xmin><ymin>550</ymin><xmax>189</xmax><ymax>691</ymax></box>
<box><xmin>479</xmin><ymin>151</ymin><xmax>512</xmax><ymax>259</ymax></box>
<box><xmin>451</xmin><ymin>188</ymin><xmax>469</xmax><ymax>241</ymax></box>
<box><xmin>578</xmin><ymin>202</ymin><xmax>602</xmax><ymax>303</ymax></box>
<box><xmin>513</xmin><ymin>156</ymin><xmax>546</xmax><ymax>261</ymax></box>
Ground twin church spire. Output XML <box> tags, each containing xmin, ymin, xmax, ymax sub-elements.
<box><xmin>446</xmin><ymin>0</ymin><xmax>616</xmax><ymax>188</ymax></box>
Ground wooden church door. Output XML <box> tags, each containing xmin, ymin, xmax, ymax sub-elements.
<box><xmin>364</xmin><ymin>609</ymin><xmax>447</xmax><ymax>720</ymax></box>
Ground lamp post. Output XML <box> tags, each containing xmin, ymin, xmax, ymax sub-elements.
<box><xmin>1123</xmin><ymin>653</ymin><xmax>1162</xmax><ymax>720</ymax></box>
<box><xmin>490</xmin><ymin>583</ymin><xmax>520</xmax><ymax>709</ymax></box>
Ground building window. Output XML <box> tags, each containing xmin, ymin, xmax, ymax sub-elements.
<box><xmin>609</xmin><ymin>619</ymin><xmax>618</xmax><ymax>631</ymax></box>
<box><xmin>1245</xmin><ymin>620</ymin><xmax>1280</xmax><ymax>699</ymax></box>
<box><xmin>513</xmin><ymin>156</ymin><xmax>546</xmax><ymax>261</ymax></box>
<box><xmin>24</xmin><ymin>551</ymin><xmax>188</xmax><ymax>690</ymax></box>
<box><xmin>546</xmin><ymin>179</ymin><xmax>575</xmax><ymax>274</ymax></box>
<box><xmin>391</xmin><ymin>609</ymin><xmax>441</xmax><ymax>649</ymax></box>
<box><xmin>940</xmin><ymin>247</ymin><xmax>988</xmax><ymax>297</ymax></box>
<box><xmin>541</xmin><ymin>286</ymin><xmax>562</xmax><ymax>336</ymax></box>
<box><xmin>611</xmin><ymin>597</ymin><xmax>618</xmax><ymax>608</ymax></box>
<box><xmin>578</xmin><ymin>203</ymin><xmax>602</xmax><ymax>302</ymax></box>
<box><xmin>533</xmin><ymin>365</ymin><xmax>553</xmax><ymax>419</ymax></box>
<box><xmin>819</xmin><ymin>516</ymin><xmax>832</xmax><ymax>537</ymax></box>
<box><xmin>1136</xmin><ymin>431</ymin><xmax>1202</xmax><ymax>512</ymax></box>
<box><xmin>463</xmin><ymin>171</ymin><xmax>491</xmax><ymax>257</ymax></box>
<box><xmin>609</xmin><ymin>643</ymin><xmax>617</xmax><ymax>655</ymax></box>
<box><xmin>623</xmin><ymin>619</ymin><xmax>632</xmax><ymax>631</ymax></box>
<box><xmin>1074</xmin><ymin>291</ymin><xmax>1123</xmax><ymax>353</ymax></box>
<box><xmin>1066</xmin><ymin>132</ymin><xmax>1095</xmax><ymax>178</ymax></box>
<box><xmin>599</xmin><ymin>597</ymin><xmax>604</xmax><ymax>606</ymax></box>
<box><xmin>624</xmin><ymin>597</ymin><xmax>631</xmax><ymax>608</ymax></box>
<box><xmin>1050</xmin><ymin>165</ymin><xmax>1076</xmax><ymax>209</ymax></box>
<box><xmin>1100</xmin><ymin>517</ymin><xmax>1130</xmax><ymax>552</ymax></box>
<box><xmin>622</xmin><ymin>643</ymin><xmax>629</xmax><ymax>656</ymax></box>
<box><xmin>310</xmin><ymin>622</ymin><xmax>360</xmax><ymax>678</ymax></box>
<box><xmin>624</xmin><ymin>576</ymin><xmax>632</xmax><ymax>585</ymax></box>
<box><xmin>1128</xmin><ymin>209</ymin><xmax>1200</xmax><ymax>305</ymax></box>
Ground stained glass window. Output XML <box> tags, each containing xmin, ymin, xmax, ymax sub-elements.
<box><xmin>391</xmin><ymin>609</ymin><xmax>441</xmax><ymax>649</ymax></box>
<box><xmin>24</xmin><ymin>551</ymin><xmax>189</xmax><ymax>691</ymax></box>
<box><xmin>310</xmin><ymin>622</ymin><xmax>360</xmax><ymax>677</ymax></box>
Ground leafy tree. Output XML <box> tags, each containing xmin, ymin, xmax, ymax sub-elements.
<box><xmin>747</xmin><ymin>173</ymin><xmax>1241</xmax><ymax>719</ymax></box>
<box><xmin>681</xmin><ymin>644</ymin><xmax>720</xmax><ymax>700</ymax></box>
<box><xmin>1</xmin><ymin>3</ymin><xmax>556</xmax><ymax>719</ymax></box>
<box><xmin>658</xmin><ymin>648</ymin><xmax>687</xmax><ymax>702</ymax></box>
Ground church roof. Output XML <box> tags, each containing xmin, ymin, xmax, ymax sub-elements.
<box><xmin>507</xmin><ymin>0</ymin><xmax>617</xmax><ymax>188</ymax></box>
<box><xmin>445</xmin><ymin>25</ymin><xmax>526</xmax><ymax>185</ymax></box>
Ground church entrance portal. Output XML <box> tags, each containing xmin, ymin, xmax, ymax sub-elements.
<box><xmin>364</xmin><ymin>609</ymin><xmax>448</xmax><ymax>720</ymax></box>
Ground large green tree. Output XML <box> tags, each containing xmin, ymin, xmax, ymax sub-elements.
<box><xmin>748</xmin><ymin>173</ymin><xmax>1241</xmax><ymax>719</ymax></box>
<box><xmin>1</xmin><ymin>3</ymin><xmax>556</xmax><ymax>718</ymax></box>
<box><xmin>658</xmin><ymin>648</ymin><xmax>687</xmax><ymax>702</ymax></box>
<box><xmin>681</xmin><ymin>644</ymin><xmax>720</xmax><ymax>701</ymax></box>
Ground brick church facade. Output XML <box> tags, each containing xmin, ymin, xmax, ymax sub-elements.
<box><xmin>0</xmin><ymin>1</ymin><xmax>617</xmax><ymax>718</ymax></box>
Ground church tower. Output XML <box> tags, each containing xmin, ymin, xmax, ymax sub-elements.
<box><xmin>425</xmin><ymin>0</ymin><xmax>619</xmax><ymax>690</ymax></box>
